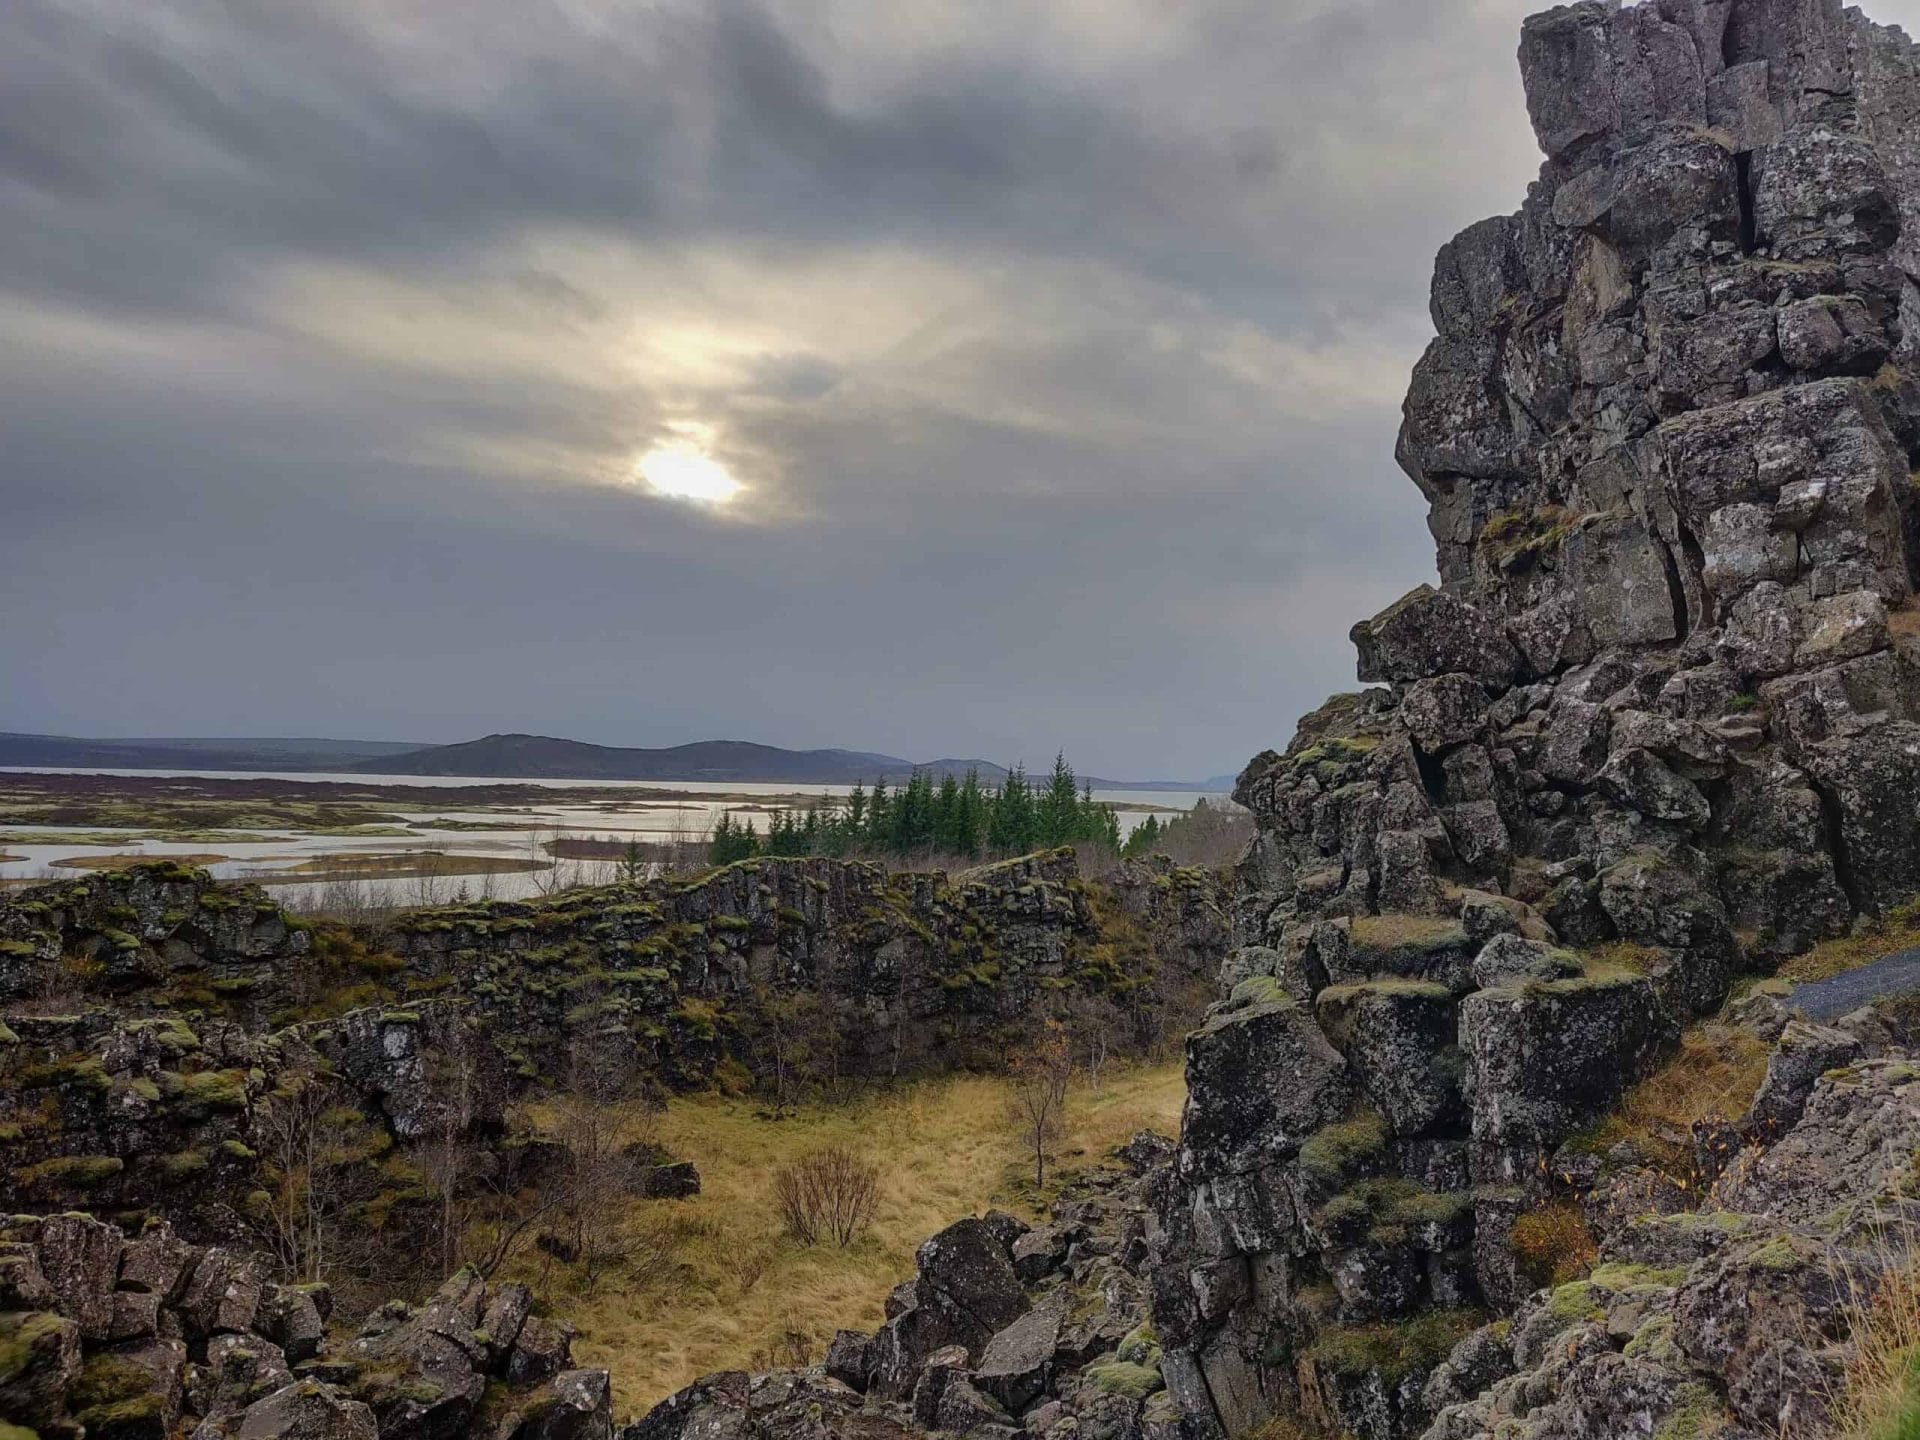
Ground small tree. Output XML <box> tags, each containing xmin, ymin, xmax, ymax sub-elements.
<box><xmin>1008</xmin><ymin>1019</ymin><xmax>1074</xmax><ymax>1191</ymax></box>
<box><xmin>549</xmin><ymin>1035</ymin><xmax>646</xmax><ymax>1291</ymax></box>
<box><xmin>1066</xmin><ymin>989</ymin><xmax>1124</xmax><ymax>1095</ymax></box>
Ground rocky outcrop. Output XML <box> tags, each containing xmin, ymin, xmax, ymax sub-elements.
<box><xmin>0</xmin><ymin>1216</ymin><xmax>606</xmax><ymax>1440</ymax></box>
<box><xmin>0</xmin><ymin>862</ymin><xmax>311</xmax><ymax>1015</ymax></box>
<box><xmin>1156</xmin><ymin>1</ymin><xmax>1920</xmax><ymax>1435</ymax></box>
<box><xmin>1422</xmin><ymin>1019</ymin><xmax>1920</xmax><ymax>1440</ymax></box>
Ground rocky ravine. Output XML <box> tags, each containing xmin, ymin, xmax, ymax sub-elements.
<box><xmin>1152</xmin><ymin>0</ymin><xmax>1920</xmax><ymax>1437</ymax></box>
<box><xmin>13</xmin><ymin>3</ymin><xmax>1920</xmax><ymax>1440</ymax></box>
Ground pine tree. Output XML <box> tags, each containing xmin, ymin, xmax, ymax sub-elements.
<box><xmin>955</xmin><ymin>768</ymin><xmax>986</xmax><ymax>858</ymax></box>
<box><xmin>868</xmin><ymin>779</ymin><xmax>891</xmax><ymax>851</ymax></box>
<box><xmin>990</xmin><ymin>765</ymin><xmax>1036</xmax><ymax>856</ymax></box>
<box><xmin>1038</xmin><ymin>752</ymin><xmax>1080</xmax><ymax>848</ymax></box>
<box><xmin>934</xmin><ymin>773</ymin><xmax>962</xmax><ymax>854</ymax></box>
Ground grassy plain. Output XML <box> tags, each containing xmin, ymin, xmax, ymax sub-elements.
<box><xmin>530</xmin><ymin>1062</ymin><xmax>1186</xmax><ymax>1418</ymax></box>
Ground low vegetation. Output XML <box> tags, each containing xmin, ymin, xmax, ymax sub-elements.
<box><xmin>543</xmin><ymin>1062</ymin><xmax>1185</xmax><ymax>1414</ymax></box>
<box><xmin>1570</xmin><ymin>1022</ymin><xmax>1771</xmax><ymax>1186</ymax></box>
<box><xmin>1509</xmin><ymin>1202</ymin><xmax>1598</xmax><ymax>1289</ymax></box>
<box><xmin>1834</xmin><ymin>1245</ymin><xmax>1920</xmax><ymax>1440</ymax></box>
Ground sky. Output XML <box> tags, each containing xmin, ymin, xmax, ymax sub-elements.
<box><xmin>11</xmin><ymin>1</ymin><xmax>1914</xmax><ymax>781</ymax></box>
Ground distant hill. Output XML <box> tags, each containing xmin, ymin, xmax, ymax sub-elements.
<box><xmin>0</xmin><ymin>730</ymin><xmax>1226</xmax><ymax>791</ymax></box>
<box><xmin>0</xmin><ymin>732</ymin><xmax>423</xmax><ymax>773</ymax></box>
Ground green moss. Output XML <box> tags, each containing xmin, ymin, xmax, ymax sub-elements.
<box><xmin>1652</xmin><ymin>1383</ymin><xmax>1729</xmax><ymax>1440</ymax></box>
<box><xmin>1316</xmin><ymin>1179</ymin><xmax>1471</xmax><ymax>1245</ymax></box>
<box><xmin>1545</xmin><ymin>1281</ymin><xmax>1604</xmax><ymax>1323</ymax></box>
<box><xmin>168</xmin><ymin>1068</ymin><xmax>249</xmax><ymax>1112</ymax></box>
<box><xmin>1590</xmin><ymin>1262</ymin><xmax>1689</xmax><ymax>1291</ymax></box>
<box><xmin>1085</xmin><ymin>1359</ymin><xmax>1164</xmax><ymax>1399</ymax></box>
<box><xmin>1310</xmin><ymin>1309</ymin><xmax>1481</xmax><ymax>1382</ymax></box>
<box><xmin>0</xmin><ymin>1311</ymin><xmax>70</xmax><ymax>1388</ymax></box>
<box><xmin>1744</xmin><ymin>1237</ymin><xmax>1804</xmax><ymax>1271</ymax></box>
<box><xmin>130</xmin><ymin>1017</ymin><xmax>199</xmax><ymax>1053</ymax></box>
<box><xmin>1288</xmin><ymin>735</ymin><xmax>1382</xmax><ymax>772</ymax></box>
<box><xmin>1623</xmin><ymin>1315</ymin><xmax>1682</xmax><ymax>1366</ymax></box>
<box><xmin>0</xmin><ymin>940</ymin><xmax>36</xmax><ymax>958</ymax></box>
<box><xmin>219</xmin><ymin>1139</ymin><xmax>257</xmax><ymax>1161</ymax></box>
<box><xmin>72</xmin><ymin>1352</ymin><xmax>156</xmax><ymax>1410</ymax></box>
<box><xmin>16</xmin><ymin>1155</ymin><xmax>123</xmax><ymax>1192</ymax></box>
<box><xmin>160</xmin><ymin>1150</ymin><xmax>209</xmax><ymax>1178</ymax></box>
<box><xmin>1349</xmin><ymin>914</ymin><xmax>1468</xmax><ymax>954</ymax></box>
<box><xmin>1480</xmin><ymin>504</ymin><xmax>1581</xmax><ymax>573</ymax></box>
<box><xmin>1298</xmin><ymin>1110</ymin><xmax>1389</xmax><ymax>1180</ymax></box>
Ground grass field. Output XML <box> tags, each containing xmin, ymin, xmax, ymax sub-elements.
<box><xmin>531</xmin><ymin>1062</ymin><xmax>1186</xmax><ymax>1418</ymax></box>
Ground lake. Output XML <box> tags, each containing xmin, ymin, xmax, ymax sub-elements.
<box><xmin>0</xmin><ymin>766</ymin><xmax>1227</xmax><ymax>906</ymax></box>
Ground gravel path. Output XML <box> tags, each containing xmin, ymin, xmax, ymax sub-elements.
<box><xmin>1791</xmin><ymin>945</ymin><xmax>1920</xmax><ymax>1019</ymax></box>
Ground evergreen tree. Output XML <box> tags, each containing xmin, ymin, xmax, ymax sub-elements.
<box><xmin>1123</xmin><ymin>814</ymin><xmax>1163</xmax><ymax>859</ymax></box>
<box><xmin>709</xmin><ymin>812</ymin><xmax>763</xmax><ymax>866</ymax></box>
<box><xmin>954</xmin><ymin>768</ymin><xmax>986</xmax><ymax>858</ymax></box>
<box><xmin>990</xmin><ymin>765</ymin><xmax>1036</xmax><ymax>855</ymax></box>
<box><xmin>934</xmin><ymin>773</ymin><xmax>962</xmax><ymax>854</ymax></box>
<box><xmin>1038</xmin><ymin>752</ymin><xmax>1080</xmax><ymax>848</ymax></box>
<box><xmin>868</xmin><ymin>779</ymin><xmax>891</xmax><ymax>851</ymax></box>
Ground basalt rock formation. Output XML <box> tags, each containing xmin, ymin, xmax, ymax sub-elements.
<box><xmin>0</xmin><ymin>1212</ymin><xmax>610</xmax><ymax>1440</ymax></box>
<box><xmin>0</xmin><ymin>855</ymin><xmax>1227</xmax><ymax>1087</ymax></box>
<box><xmin>1155</xmin><ymin>2</ymin><xmax>1920</xmax><ymax>1437</ymax></box>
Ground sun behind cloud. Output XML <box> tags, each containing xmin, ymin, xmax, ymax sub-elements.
<box><xmin>636</xmin><ymin>436</ymin><xmax>743</xmax><ymax>505</ymax></box>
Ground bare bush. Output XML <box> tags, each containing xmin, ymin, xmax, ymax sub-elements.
<box><xmin>771</xmin><ymin>1146</ymin><xmax>880</xmax><ymax>1247</ymax></box>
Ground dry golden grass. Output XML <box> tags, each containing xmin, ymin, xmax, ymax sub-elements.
<box><xmin>1777</xmin><ymin>898</ymin><xmax>1920</xmax><ymax>984</ymax></box>
<box><xmin>1834</xmin><ymin>1242</ymin><xmax>1920</xmax><ymax>1440</ymax></box>
<box><xmin>528</xmin><ymin>1062</ymin><xmax>1185</xmax><ymax>1419</ymax></box>
<box><xmin>1572</xmin><ymin>1023</ymin><xmax>1770</xmax><ymax>1186</ymax></box>
<box><xmin>1509</xmin><ymin>1202</ymin><xmax>1598</xmax><ymax>1289</ymax></box>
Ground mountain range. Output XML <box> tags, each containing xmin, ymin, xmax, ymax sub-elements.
<box><xmin>0</xmin><ymin>731</ymin><xmax>1228</xmax><ymax>791</ymax></box>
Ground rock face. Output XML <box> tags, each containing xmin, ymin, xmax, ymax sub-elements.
<box><xmin>1157</xmin><ymin>2</ymin><xmax>1920</xmax><ymax>1436</ymax></box>
<box><xmin>0</xmin><ymin>1217</ymin><xmax>606</xmax><ymax>1440</ymax></box>
<box><xmin>0</xmin><ymin>853</ymin><xmax>1229</xmax><ymax>1090</ymax></box>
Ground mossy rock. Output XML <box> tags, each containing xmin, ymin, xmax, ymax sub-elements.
<box><xmin>17</xmin><ymin>1155</ymin><xmax>124</xmax><ymax>1193</ymax></box>
<box><xmin>160</xmin><ymin>1150</ymin><xmax>210</xmax><ymax>1179</ymax></box>
<box><xmin>1298</xmin><ymin>1110</ymin><xmax>1389</xmax><ymax>1180</ymax></box>
<box><xmin>1085</xmin><ymin>1359</ymin><xmax>1164</xmax><ymax>1399</ymax></box>
<box><xmin>1309</xmin><ymin>1309</ymin><xmax>1480</xmax><ymax>1382</ymax></box>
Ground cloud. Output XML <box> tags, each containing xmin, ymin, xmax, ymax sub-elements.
<box><xmin>23</xmin><ymin>0</ymin><xmax>1876</xmax><ymax>777</ymax></box>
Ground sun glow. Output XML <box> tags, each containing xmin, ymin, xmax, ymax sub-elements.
<box><xmin>637</xmin><ymin>443</ymin><xmax>743</xmax><ymax>504</ymax></box>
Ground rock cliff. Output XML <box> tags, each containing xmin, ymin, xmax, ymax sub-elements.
<box><xmin>1156</xmin><ymin>1</ymin><xmax>1920</xmax><ymax>1436</ymax></box>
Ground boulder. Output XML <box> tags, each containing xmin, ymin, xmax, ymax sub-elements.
<box><xmin>517</xmin><ymin>1370</ymin><xmax>614</xmax><ymax>1440</ymax></box>
<box><xmin>38</xmin><ymin>1212</ymin><xmax>123</xmax><ymax>1340</ymax></box>
<box><xmin>972</xmin><ymin>1298</ymin><xmax>1065</xmax><ymax>1411</ymax></box>
<box><xmin>1178</xmin><ymin>988</ymin><xmax>1357</xmax><ymax>1176</ymax></box>
<box><xmin>231</xmin><ymin>1381</ymin><xmax>379</xmax><ymax>1440</ymax></box>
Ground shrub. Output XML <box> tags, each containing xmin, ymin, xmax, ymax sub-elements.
<box><xmin>1510</xmin><ymin>1201</ymin><xmax>1597</xmax><ymax>1290</ymax></box>
<box><xmin>771</xmin><ymin>1146</ymin><xmax>880</xmax><ymax>1247</ymax></box>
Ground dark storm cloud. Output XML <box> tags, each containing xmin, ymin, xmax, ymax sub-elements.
<box><xmin>22</xmin><ymin>0</ymin><xmax>1873</xmax><ymax>777</ymax></box>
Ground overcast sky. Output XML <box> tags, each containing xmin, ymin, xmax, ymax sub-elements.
<box><xmin>9</xmin><ymin>1</ymin><xmax>1914</xmax><ymax>780</ymax></box>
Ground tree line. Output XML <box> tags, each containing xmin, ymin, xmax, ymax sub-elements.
<box><xmin>709</xmin><ymin>753</ymin><xmax>1123</xmax><ymax>865</ymax></box>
